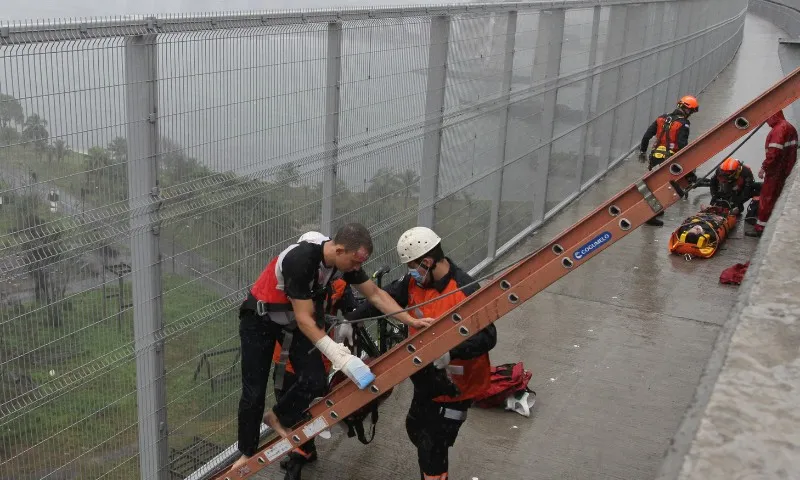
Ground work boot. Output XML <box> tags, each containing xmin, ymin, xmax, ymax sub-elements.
<box><xmin>645</xmin><ymin>217</ymin><xmax>664</xmax><ymax>226</ymax></box>
<box><xmin>283</xmin><ymin>458</ymin><xmax>304</xmax><ymax>480</ymax></box>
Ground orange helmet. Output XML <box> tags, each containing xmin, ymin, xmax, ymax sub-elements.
<box><xmin>678</xmin><ymin>95</ymin><xmax>699</xmax><ymax>112</ymax></box>
<box><xmin>717</xmin><ymin>157</ymin><xmax>742</xmax><ymax>182</ymax></box>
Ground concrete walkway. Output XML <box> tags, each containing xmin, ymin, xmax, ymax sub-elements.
<box><xmin>252</xmin><ymin>14</ymin><xmax>784</xmax><ymax>480</ymax></box>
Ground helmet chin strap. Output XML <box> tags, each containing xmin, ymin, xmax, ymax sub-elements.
<box><xmin>418</xmin><ymin>262</ymin><xmax>433</xmax><ymax>285</ymax></box>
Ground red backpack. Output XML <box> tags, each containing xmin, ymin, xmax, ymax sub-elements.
<box><xmin>473</xmin><ymin>362</ymin><xmax>534</xmax><ymax>409</ymax></box>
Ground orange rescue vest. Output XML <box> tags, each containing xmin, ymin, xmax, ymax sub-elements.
<box><xmin>408</xmin><ymin>278</ymin><xmax>491</xmax><ymax>403</ymax></box>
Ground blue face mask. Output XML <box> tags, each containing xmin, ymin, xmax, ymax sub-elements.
<box><xmin>409</xmin><ymin>263</ymin><xmax>430</xmax><ymax>285</ymax></box>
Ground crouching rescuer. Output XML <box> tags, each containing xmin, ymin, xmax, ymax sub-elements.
<box><xmin>346</xmin><ymin>227</ymin><xmax>497</xmax><ymax>480</ymax></box>
<box><xmin>231</xmin><ymin>224</ymin><xmax>434</xmax><ymax>473</ymax></box>
<box><xmin>709</xmin><ymin>157</ymin><xmax>756</xmax><ymax>214</ymax></box>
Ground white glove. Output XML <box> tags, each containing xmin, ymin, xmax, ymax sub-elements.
<box><xmin>315</xmin><ymin>336</ymin><xmax>352</xmax><ymax>370</ymax></box>
<box><xmin>433</xmin><ymin>351</ymin><xmax>451</xmax><ymax>369</ymax></box>
<box><xmin>334</xmin><ymin>322</ymin><xmax>354</xmax><ymax>346</ymax></box>
<box><xmin>315</xmin><ymin>336</ymin><xmax>375</xmax><ymax>389</ymax></box>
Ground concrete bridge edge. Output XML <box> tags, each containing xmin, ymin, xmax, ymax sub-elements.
<box><xmin>656</xmin><ymin>3</ymin><xmax>800</xmax><ymax>478</ymax></box>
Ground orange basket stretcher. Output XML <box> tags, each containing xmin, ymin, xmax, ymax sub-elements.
<box><xmin>668</xmin><ymin>205</ymin><xmax>738</xmax><ymax>259</ymax></box>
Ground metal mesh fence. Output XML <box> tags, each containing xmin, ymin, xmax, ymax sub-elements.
<box><xmin>0</xmin><ymin>1</ymin><xmax>747</xmax><ymax>479</ymax></box>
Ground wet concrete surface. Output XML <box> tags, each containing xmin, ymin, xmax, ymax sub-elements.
<box><xmin>252</xmin><ymin>14</ymin><xmax>783</xmax><ymax>480</ymax></box>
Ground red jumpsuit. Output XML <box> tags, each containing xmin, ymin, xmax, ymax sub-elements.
<box><xmin>756</xmin><ymin>110</ymin><xmax>797</xmax><ymax>232</ymax></box>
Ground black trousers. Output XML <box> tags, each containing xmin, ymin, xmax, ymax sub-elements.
<box><xmin>274</xmin><ymin>369</ymin><xmax>318</xmax><ymax>456</ymax></box>
<box><xmin>405</xmin><ymin>393</ymin><xmax>470</xmax><ymax>479</ymax></box>
<box><xmin>236</xmin><ymin>309</ymin><xmax>327</xmax><ymax>456</ymax></box>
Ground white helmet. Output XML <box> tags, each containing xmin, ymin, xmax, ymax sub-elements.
<box><xmin>298</xmin><ymin>231</ymin><xmax>329</xmax><ymax>244</ymax></box>
<box><xmin>397</xmin><ymin>227</ymin><xmax>442</xmax><ymax>264</ymax></box>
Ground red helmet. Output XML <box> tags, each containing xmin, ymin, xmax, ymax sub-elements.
<box><xmin>717</xmin><ymin>157</ymin><xmax>742</xmax><ymax>182</ymax></box>
<box><xmin>678</xmin><ymin>95</ymin><xmax>699</xmax><ymax>113</ymax></box>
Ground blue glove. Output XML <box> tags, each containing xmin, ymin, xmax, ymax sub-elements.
<box><xmin>341</xmin><ymin>356</ymin><xmax>375</xmax><ymax>389</ymax></box>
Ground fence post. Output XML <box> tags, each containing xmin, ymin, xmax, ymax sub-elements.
<box><xmin>321</xmin><ymin>21</ymin><xmax>342</xmax><ymax>236</ymax></box>
<box><xmin>530</xmin><ymin>8</ymin><xmax>565</xmax><ymax>223</ymax></box>
<box><xmin>418</xmin><ymin>15</ymin><xmax>451</xmax><ymax>229</ymax></box>
<box><xmin>487</xmin><ymin>11</ymin><xmax>518</xmax><ymax>259</ymax></box>
<box><xmin>653</xmin><ymin>1</ymin><xmax>678</xmax><ymax>118</ymax></box>
<box><xmin>593</xmin><ymin>5</ymin><xmax>627</xmax><ymax>173</ymax></box>
<box><xmin>632</xmin><ymin>3</ymin><xmax>664</xmax><ymax>148</ymax></box>
<box><xmin>576</xmin><ymin>5</ymin><xmax>601</xmax><ymax>191</ymax></box>
<box><xmin>695</xmin><ymin>2</ymin><xmax>711</xmax><ymax>91</ymax></box>
<box><xmin>667</xmin><ymin>0</ymin><xmax>693</xmax><ymax>108</ymax></box>
<box><xmin>608</xmin><ymin>3</ymin><xmax>647</xmax><ymax>164</ymax></box>
<box><xmin>679</xmin><ymin>0</ymin><xmax>701</xmax><ymax>97</ymax></box>
<box><xmin>125</xmin><ymin>32</ymin><xmax>169</xmax><ymax>480</ymax></box>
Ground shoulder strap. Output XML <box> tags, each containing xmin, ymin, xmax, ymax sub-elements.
<box><xmin>658</xmin><ymin>115</ymin><xmax>674</xmax><ymax>146</ymax></box>
<box><xmin>348</xmin><ymin>404</ymin><xmax>380</xmax><ymax>445</ymax></box>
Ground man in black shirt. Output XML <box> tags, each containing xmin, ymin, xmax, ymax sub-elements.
<box><xmin>230</xmin><ymin>224</ymin><xmax>434</xmax><ymax>473</ymax></box>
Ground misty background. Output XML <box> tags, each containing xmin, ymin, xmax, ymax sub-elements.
<box><xmin>1</xmin><ymin>0</ymin><xmax>593</xmax><ymax>201</ymax></box>
<box><xmin>1</xmin><ymin>0</ymin><xmax>456</xmax><ymax>22</ymax></box>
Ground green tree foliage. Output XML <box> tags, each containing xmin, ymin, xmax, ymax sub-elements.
<box><xmin>21</xmin><ymin>114</ymin><xmax>49</xmax><ymax>158</ymax></box>
<box><xmin>8</xmin><ymin>192</ymin><xmax>72</xmax><ymax>326</ymax></box>
<box><xmin>84</xmin><ymin>146</ymin><xmax>111</xmax><ymax>190</ymax></box>
<box><xmin>398</xmin><ymin>169</ymin><xmax>420</xmax><ymax>210</ymax></box>
<box><xmin>0</xmin><ymin>93</ymin><xmax>24</xmax><ymax>127</ymax></box>
<box><xmin>0</xmin><ymin>125</ymin><xmax>20</xmax><ymax>146</ymax></box>
<box><xmin>106</xmin><ymin>137</ymin><xmax>129</xmax><ymax>201</ymax></box>
<box><xmin>276</xmin><ymin>161</ymin><xmax>300</xmax><ymax>186</ymax></box>
<box><xmin>107</xmin><ymin>137</ymin><xmax>127</xmax><ymax>164</ymax></box>
<box><xmin>52</xmin><ymin>139</ymin><xmax>70</xmax><ymax>163</ymax></box>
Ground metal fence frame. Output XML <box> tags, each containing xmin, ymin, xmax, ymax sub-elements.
<box><xmin>0</xmin><ymin>1</ymin><xmax>747</xmax><ymax>479</ymax></box>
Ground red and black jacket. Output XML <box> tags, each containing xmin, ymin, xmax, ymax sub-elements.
<box><xmin>710</xmin><ymin>164</ymin><xmax>755</xmax><ymax>209</ymax></box>
<box><xmin>640</xmin><ymin>109</ymin><xmax>691</xmax><ymax>154</ymax></box>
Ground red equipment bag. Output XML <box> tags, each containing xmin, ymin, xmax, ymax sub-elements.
<box><xmin>473</xmin><ymin>362</ymin><xmax>534</xmax><ymax>409</ymax></box>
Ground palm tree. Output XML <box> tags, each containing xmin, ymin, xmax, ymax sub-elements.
<box><xmin>367</xmin><ymin>167</ymin><xmax>403</xmax><ymax>200</ymax></box>
<box><xmin>397</xmin><ymin>169</ymin><xmax>420</xmax><ymax>210</ymax></box>
<box><xmin>108</xmin><ymin>137</ymin><xmax>127</xmax><ymax>164</ymax></box>
<box><xmin>22</xmin><ymin>114</ymin><xmax>49</xmax><ymax>157</ymax></box>
<box><xmin>0</xmin><ymin>93</ymin><xmax>24</xmax><ymax>128</ymax></box>
<box><xmin>52</xmin><ymin>139</ymin><xmax>70</xmax><ymax>163</ymax></box>
<box><xmin>85</xmin><ymin>146</ymin><xmax>111</xmax><ymax>188</ymax></box>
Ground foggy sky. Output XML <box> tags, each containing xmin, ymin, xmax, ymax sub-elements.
<box><xmin>1</xmin><ymin>0</ymin><xmax>458</xmax><ymax>22</ymax></box>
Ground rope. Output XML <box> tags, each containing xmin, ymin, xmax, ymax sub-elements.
<box><xmin>687</xmin><ymin>121</ymin><xmax>765</xmax><ymax>190</ymax></box>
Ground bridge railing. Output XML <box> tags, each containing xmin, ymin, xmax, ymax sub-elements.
<box><xmin>0</xmin><ymin>1</ymin><xmax>746</xmax><ymax>478</ymax></box>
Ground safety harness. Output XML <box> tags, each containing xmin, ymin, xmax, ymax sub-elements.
<box><xmin>649</xmin><ymin>114</ymin><xmax>678</xmax><ymax>169</ymax></box>
<box><xmin>328</xmin><ymin>361</ymin><xmax>394</xmax><ymax>445</ymax></box>
<box><xmin>270</xmin><ymin>281</ymin><xmax>342</xmax><ymax>393</ymax></box>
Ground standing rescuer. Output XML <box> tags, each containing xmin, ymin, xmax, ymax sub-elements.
<box><xmin>638</xmin><ymin>95</ymin><xmax>700</xmax><ymax>226</ymax></box>
<box><xmin>270</xmin><ymin>274</ymin><xmax>356</xmax><ymax>480</ymax></box>
<box><xmin>746</xmin><ymin>109</ymin><xmax>797</xmax><ymax>237</ymax></box>
<box><xmin>230</xmin><ymin>224</ymin><xmax>434</xmax><ymax>473</ymax></box>
<box><xmin>346</xmin><ymin>227</ymin><xmax>497</xmax><ymax>480</ymax></box>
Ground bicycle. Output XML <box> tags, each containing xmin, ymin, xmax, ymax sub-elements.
<box><xmin>347</xmin><ymin>265</ymin><xmax>408</xmax><ymax>359</ymax></box>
